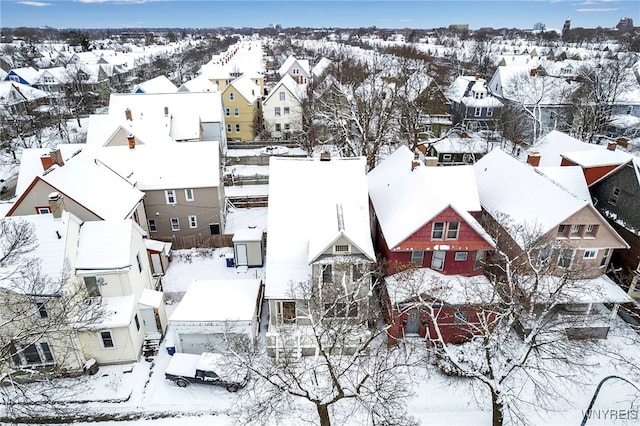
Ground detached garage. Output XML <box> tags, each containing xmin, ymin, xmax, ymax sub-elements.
<box><xmin>168</xmin><ymin>279</ymin><xmax>263</xmax><ymax>354</ymax></box>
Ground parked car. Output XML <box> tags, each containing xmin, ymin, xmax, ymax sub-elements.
<box><xmin>164</xmin><ymin>352</ymin><xmax>248</xmax><ymax>392</ymax></box>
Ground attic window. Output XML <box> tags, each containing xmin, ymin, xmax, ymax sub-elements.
<box><xmin>334</xmin><ymin>244</ymin><xmax>350</xmax><ymax>253</ymax></box>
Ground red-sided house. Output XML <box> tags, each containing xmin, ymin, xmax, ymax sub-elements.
<box><xmin>368</xmin><ymin>146</ymin><xmax>496</xmax><ymax>344</ymax></box>
<box><xmin>368</xmin><ymin>146</ymin><xmax>495</xmax><ymax>276</ymax></box>
<box><xmin>384</xmin><ymin>268</ymin><xmax>497</xmax><ymax>345</ymax></box>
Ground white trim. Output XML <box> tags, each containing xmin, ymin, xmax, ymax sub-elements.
<box><xmin>184</xmin><ymin>188</ymin><xmax>194</xmax><ymax>202</ymax></box>
<box><xmin>165</xmin><ymin>190</ymin><xmax>176</xmax><ymax>205</ymax></box>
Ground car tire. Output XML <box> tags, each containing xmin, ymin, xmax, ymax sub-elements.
<box><xmin>176</xmin><ymin>379</ymin><xmax>188</xmax><ymax>388</ymax></box>
<box><xmin>226</xmin><ymin>385</ymin><xmax>238</xmax><ymax>393</ymax></box>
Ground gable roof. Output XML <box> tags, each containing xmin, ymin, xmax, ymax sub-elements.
<box><xmin>278</xmin><ymin>55</ymin><xmax>310</xmax><ymax>77</ymax></box>
<box><xmin>133</xmin><ymin>75</ymin><xmax>178</xmax><ymax>94</ymax></box>
<box><xmin>368</xmin><ymin>146</ymin><xmax>492</xmax><ymax>250</ymax></box>
<box><xmin>263</xmin><ymin>74</ymin><xmax>306</xmax><ymax>104</ymax></box>
<box><xmin>226</xmin><ymin>74</ymin><xmax>260</xmax><ymax>104</ymax></box>
<box><xmin>75</xmin><ymin>220</ymin><xmax>141</xmax><ymax>273</ymax></box>
<box><xmin>474</xmin><ymin>148</ymin><xmax>589</xmax><ymax>247</ymax></box>
<box><xmin>560</xmin><ymin>148</ymin><xmax>632</xmax><ymax>168</ymax></box>
<box><xmin>527</xmin><ymin>130</ymin><xmax>598</xmax><ymax>167</ymax></box>
<box><xmin>535</xmin><ymin>166</ymin><xmax>592</xmax><ymax>202</ymax></box>
<box><xmin>6</xmin><ymin>67</ymin><xmax>41</xmax><ymax>84</ymax></box>
<box><xmin>265</xmin><ymin>157</ymin><xmax>375</xmax><ymax>299</ymax></box>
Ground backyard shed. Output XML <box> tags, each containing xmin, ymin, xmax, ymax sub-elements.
<box><xmin>232</xmin><ymin>228</ymin><xmax>264</xmax><ymax>267</ymax></box>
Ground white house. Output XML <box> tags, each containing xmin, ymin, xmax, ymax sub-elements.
<box><xmin>262</xmin><ymin>74</ymin><xmax>305</xmax><ymax>139</ymax></box>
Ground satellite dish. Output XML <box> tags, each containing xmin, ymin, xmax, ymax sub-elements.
<box><xmin>97</xmin><ymin>277</ymin><xmax>106</xmax><ymax>286</ymax></box>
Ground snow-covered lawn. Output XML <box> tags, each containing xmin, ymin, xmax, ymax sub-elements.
<box><xmin>5</xmin><ymin>252</ymin><xmax>640</xmax><ymax>425</ymax></box>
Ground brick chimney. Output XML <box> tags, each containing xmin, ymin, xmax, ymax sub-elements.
<box><xmin>320</xmin><ymin>151</ymin><xmax>331</xmax><ymax>161</ymax></box>
<box><xmin>607</xmin><ymin>141</ymin><xmax>617</xmax><ymax>151</ymax></box>
<box><xmin>127</xmin><ymin>134</ymin><xmax>136</xmax><ymax>149</ymax></box>
<box><xmin>40</xmin><ymin>148</ymin><xmax>64</xmax><ymax>171</ymax></box>
<box><xmin>125</xmin><ymin>108</ymin><xmax>132</xmax><ymax>121</ymax></box>
<box><xmin>48</xmin><ymin>192</ymin><xmax>65</xmax><ymax>218</ymax></box>
<box><xmin>526</xmin><ymin>151</ymin><xmax>541</xmax><ymax>167</ymax></box>
<box><xmin>411</xmin><ymin>152</ymin><xmax>421</xmax><ymax>171</ymax></box>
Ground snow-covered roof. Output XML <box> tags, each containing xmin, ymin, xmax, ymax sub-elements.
<box><xmin>265</xmin><ymin>157</ymin><xmax>375</xmax><ymax>299</ymax></box>
<box><xmin>368</xmin><ymin>146</ymin><xmax>491</xmax><ymax>250</ymax></box>
<box><xmin>85</xmin><ymin>295</ymin><xmax>136</xmax><ymax>330</ymax></box>
<box><xmin>7</xmin><ymin>66</ymin><xmax>41</xmax><ymax>84</ymax></box>
<box><xmin>138</xmin><ymin>288</ymin><xmax>164</xmax><ymax>308</ymax></box>
<box><xmin>423</xmin><ymin>133</ymin><xmax>490</xmax><ymax>154</ymax></box>
<box><xmin>0</xmin><ymin>212</ymin><xmax>78</xmax><ymax>294</ymax></box>
<box><xmin>227</xmin><ymin>74</ymin><xmax>260</xmax><ymax>104</ymax></box>
<box><xmin>535</xmin><ymin>166</ymin><xmax>592</xmax><ymax>203</ymax></box>
<box><xmin>75</xmin><ymin>220</ymin><xmax>137</xmax><ymax>272</ymax></box>
<box><xmin>311</xmin><ymin>57</ymin><xmax>332</xmax><ymax>78</ymax></box>
<box><xmin>385</xmin><ymin>267</ymin><xmax>498</xmax><ymax>306</ymax></box>
<box><xmin>15</xmin><ymin>145</ymin><xmax>84</xmax><ymax>197</ymax></box>
<box><xmin>144</xmin><ymin>239</ymin><xmax>172</xmax><ymax>254</ymax></box>
<box><xmin>92</xmin><ymin>142</ymin><xmax>221</xmax><ymax>190</ymax></box>
<box><xmin>278</xmin><ymin>55</ymin><xmax>310</xmax><ymax>77</ymax></box>
<box><xmin>264</xmin><ymin>74</ymin><xmax>306</xmax><ymax>104</ymax></box>
<box><xmin>527</xmin><ymin>130</ymin><xmax>597</xmax><ymax>167</ymax></box>
<box><xmin>474</xmin><ymin>148</ymin><xmax>588</xmax><ymax>247</ymax></box>
<box><xmin>561</xmin><ymin>148</ymin><xmax>632</xmax><ymax>168</ymax></box>
<box><xmin>0</xmin><ymin>81</ymin><xmax>49</xmax><ymax>106</ymax></box>
<box><xmin>528</xmin><ymin>274</ymin><xmax>633</xmax><ymax>304</ymax></box>
<box><xmin>169</xmin><ymin>279</ymin><xmax>261</xmax><ymax>322</ymax></box>
<box><xmin>232</xmin><ymin>227</ymin><xmax>263</xmax><ymax>242</ymax></box>
<box><xmin>85</xmin><ymin>114</ymin><xmax>175</xmax><ymax>147</ymax></box>
<box><xmin>12</xmin><ymin>147</ymin><xmax>145</xmax><ymax>221</ymax></box>
<box><xmin>133</xmin><ymin>75</ymin><xmax>178</xmax><ymax>94</ymax></box>
<box><xmin>178</xmin><ymin>74</ymin><xmax>218</xmax><ymax>93</ymax></box>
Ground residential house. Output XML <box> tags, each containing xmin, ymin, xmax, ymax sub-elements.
<box><xmin>0</xmin><ymin>210</ymin><xmax>165</xmax><ymax>377</ymax></box>
<box><xmin>560</xmin><ymin>142</ymin><xmax>632</xmax><ymax>185</ymax></box>
<box><xmin>0</xmin><ymin>81</ymin><xmax>50</xmax><ymax>116</ymax></box>
<box><xmin>265</xmin><ymin>156</ymin><xmax>376</xmax><ymax>357</ymax></box>
<box><xmin>199</xmin><ymin>40</ymin><xmax>264</xmax><ymax>94</ymax></box>
<box><xmin>473</xmin><ymin>148</ymin><xmax>631</xmax><ymax>339</ymax></box>
<box><xmin>4</xmin><ymin>67</ymin><xmax>41</xmax><ymax>85</ymax></box>
<box><xmin>368</xmin><ymin>146</ymin><xmax>497</xmax><ymax>344</ymax></box>
<box><xmin>133</xmin><ymin>75</ymin><xmax>178</xmax><ymax>94</ymax></box>
<box><xmin>262</xmin><ymin>74</ymin><xmax>305</xmax><ymax>139</ymax></box>
<box><xmin>278</xmin><ymin>54</ymin><xmax>310</xmax><ymax>84</ymax></box>
<box><xmin>222</xmin><ymin>74</ymin><xmax>261</xmax><ymax>141</ymax></box>
<box><xmin>32</xmin><ymin>66</ymin><xmax>71</xmax><ymax>99</ymax></box>
<box><xmin>418</xmin><ymin>131</ymin><xmax>493</xmax><ymax>165</ymax></box>
<box><xmin>8</xmin><ymin>147</ymin><xmax>147</xmax><ymax>229</ymax></box>
<box><xmin>445</xmin><ymin>75</ymin><xmax>502</xmax><ymax>131</ymax></box>
<box><xmin>589</xmin><ymin>157</ymin><xmax>640</xmax><ymax>297</ymax></box>
<box><xmin>93</xmin><ymin>141</ymin><xmax>226</xmax><ymax>249</ymax></box>
<box><xmin>168</xmin><ymin>279</ymin><xmax>263</xmax><ymax>354</ymax></box>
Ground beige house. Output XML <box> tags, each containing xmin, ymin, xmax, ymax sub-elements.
<box><xmin>222</xmin><ymin>74</ymin><xmax>261</xmax><ymax>141</ymax></box>
<box><xmin>0</xmin><ymin>210</ymin><xmax>166</xmax><ymax>378</ymax></box>
<box><xmin>474</xmin><ymin>148</ymin><xmax>631</xmax><ymax>338</ymax></box>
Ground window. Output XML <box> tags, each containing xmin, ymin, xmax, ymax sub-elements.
<box><xmin>134</xmin><ymin>314</ymin><xmax>140</xmax><ymax>331</ymax></box>
<box><xmin>432</xmin><ymin>251</ymin><xmax>445</xmax><ymax>270</ymax></box>
<box><xmin>209</xmin><ymin>223</ymin><xmax>220</xmax><ymax>235</ymax></box>
<box><xmin>227</xmin><ymin>124</ymin><xmax>232</xmax><ymax>132</ymax></box>
<box><xmin>279</xmin><ymin>91</ymin><xmax>285</xmax><ymax>101</ymax></box>
<box><xmin>474</xmin><ymin>250</ymin><xmax>485</xmax><ymax>270</ymax></box>
<box><xmin>353</xmin><ymin>265</ymin><xmax>363</xmax><ymax>282</ymax></box>
<box><xmin>538</xmin><ymin>245</ymin><xmax>552</xmax><ymax>266</ymax></box>
<box><xmin>334</xmin><ymin>244</ymin><xmax>349</xmax><ymax>253</ymax></box>
<box><xmin>100</xmin><ymin>331</ymin><xmax>115</xmax><ymax>349</ymax></box>
<box><xmin>36</xmin><ymin>207</ymin><xmax>51</xmax><ymax>214</ymax></box>
<box><xmin>14</xmin><ymin>342</ymin><xmax>55</xmax><ymax>366</ymax></box>
<box><xmin>229</xmin><ymin>92</ymin><xmax>234</xmax><ymax>101</ymax></box>
<box><xmin>170</xmin><ymin>218</ymin><xmax>180</xmax><ymax>231</ymax></box>
<box><xmin>322</xmin><ymin>265</ymin><xmax>332</xmax><ymax>283</ymax></box>
<box><xmin>284</xmin><ymin>123</ymin><xmax>290</xmax><ymax>131</ymax></box>
<box><xmin>442</xmin><ymin>153</ymin><xmax>452</xmax><ymax>161</ymax></box>
<box><xmin>571</xmin><ymin>224</ymin><xmax>580</xmax><ymax>234</ymax></box>
<box><xmin>446</xmin><ymin>222</ymin><xmax>460</xmax><ymax>240</ymax></box>
<box><xmin>284</xmin><ymin>107</ymin><xmax>290</xmax><ymax>115</ymax></box>
<box><xmin>292</xmin><ymin>68</ymin><xmax>300</xmax><ymax>75</ymax></box>
<box><xmin>188</xmin><ymin>215</ymin><xmax>198</xmax><ymax>228</ymax></box>
<box><xmin>558</xmin><ymin>224</ymin><xmax>567</xmax><ymax>235</ymax></box>
<box><xmin>411</xmin><ymin>250</ymin><xmax>424</xmax><ymax>264</ymax></box>
<box><xmin>225</xmin><ymin>107</ymin><xmax>230</xmax><ymax>116</ymax></box>
<box><xmin>280</xmin><ymin>301</ymin><xmax>296</xmax><ymax>323</ymax></box>
<box><xmin>454</xmin><ymin>311</ymin><xmax>470</xmax><ymax>323</ymax></box>
<box><xmin>275</xmin><ymin>123</ymin><xmax>281</xmax><ymax>132</ymax></box>
<box><xmin>432</xmin><ymin>222</ymin><xmax>445</xmax><ymax>240</ymax></box>
<box><xmin>454</xmin><ymin>252</ymin><xmax>468</xmax><ymax>261</ymax></box>
<box><xmin>165</xmin><ymin>190</ymin><xmax>176</xmax><ymax>205</ymax></box>
<box><xmin>136</xmin><ymin>253</ymin><xmax>143</xmax><ymax>273</ymax></box>
<box><xmin>148</xmin><ymin>219</ymin><xmax>157</xmax><ymax>232</ymax></box>
<box><xmin>36</xmin><ymin>302</ymin><xmax>48</xmax><ymax>319</ymax></box>
<box><xmin>487</xmin><ymin>107</ymin><xmax>493</xmax><ymax>117</ymax></box>
<box><xmin>557</xmin><ymin>249</ymin><xmax>574</xmax><ymax>269</ymax></box>
<box><xmin>609</xmin><ymin>187</ymin><xmax>621</xmax><ymax>205</ymax></box>
<box><xmin>184</xmin><ymin>188</ymin><xmax>194</xmax><ymax>202</ymax></box>
<box><xmin>84</xmin><ymin>277</ymin><xmax>100</xmax><ymax>298</ymax></box>
<box><xmin>234</xmin><ymin>107</ymin><xmax>239</xmax><ymax>117</ymax></box>
<box><xmin>600</xmin><ymin>248</ymin><xmax>610</xmax><ymax>268</ymax></box>
<box><xmin>275</xmin><ymin>107</ymin><xmax>281</xmax><ymax>116</ymax></box>
<box><xmin>583</xmin><ymin>249</ymin><xmax>598</xmax><ymax>259</ymax></box>
<box><xmin>235</xmin><ymin>124</ymin><xmax>240</xmax><ymax>132</ymax></box>
<box><xmin>474</xmin><ymin>107</ymin><xmax>482</xmax><ymax>117</ymax></box>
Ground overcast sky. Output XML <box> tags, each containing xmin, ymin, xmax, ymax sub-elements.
<box><xmin>1</xmin><ymin>0</ymin><xmax>638</xmax><ymax>30</ymax></box>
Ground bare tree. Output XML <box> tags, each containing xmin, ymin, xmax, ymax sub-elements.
<box><xmin>570</xmin><ymin>57</ymin><xmax>637</xmax><ymax>144</ymax></box>
<box><xmin>392</xmin><ymin>217</ymin><xmax>605</xmax><ymax>426</ymax></box>
<box><xmin>0</xmin><ymin>218</ymin><xmax>103</xmax><ymax>420</ymax></box>
<box><xmin>226</xmin><ymin>262</ymin><xmax>418</xmax><ymax>426</ymax></box>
